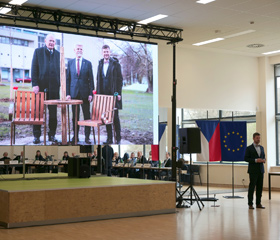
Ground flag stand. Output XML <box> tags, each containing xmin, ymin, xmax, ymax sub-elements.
<box><xmin>200</xmin><ymin>162</ymin><xmax>219</xmax><ymax>202</ymax></box>
<box><xmin>223</xmin><ymin>160</ymin><xmax>244</xmax><ymax>199</ymax></box>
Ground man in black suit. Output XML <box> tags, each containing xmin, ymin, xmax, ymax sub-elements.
<box><xmin>244</xmin><ymin>132</ymin><xmax>266</xmax><ymax>209</ymax></box>
<box><xmin>162</xmin><ymin>152</ymin><xmax>172</xmax><ymax>167</ymax></box>
<box><xmin>66</xmin><ymin>43</ymin><xmax>94</xmax><ymax>144</ymax></box>
<box><xmin>31</xmin><ymin>33</ymin><xmax>60</xmax><ymax>144</ymax></box>
<box><xmin>160</xmin><ymin>152</ymin><xmax>172</xmax><ymax>180</ymax></box>
<box><xmin>102</xmin><ymin>145</ymin><xmax>114</xmax><ymax>177</ymax></box>
<box><xmin>96</xmin><ymin>45</ymin><xmax>123</xmax><ymax>144</ymax></box>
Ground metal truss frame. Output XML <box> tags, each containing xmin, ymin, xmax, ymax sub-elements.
<box><xmin>0</xmin><ymin>2</ymin><xmax>183</xmax><ymax>43</ymax></box>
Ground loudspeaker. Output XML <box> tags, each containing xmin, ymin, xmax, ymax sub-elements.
<box><xmin>80</xmin><ymin>145</ymin><xmax>92</xmax><ymax>153</ymax></box>
<box><xmin>179</xmin><ymin>128</ymin><xmax>201</xmax><ymax>154</ymax></box>
<box><xmin>68</xmin><ymin>157</ymin><xmax>91</xmax><ymax>178</ymax></box>
<box><xmin>79</xmin><ymin>164</ymin><xmax>91</xmax><ymax>178</ymax></box>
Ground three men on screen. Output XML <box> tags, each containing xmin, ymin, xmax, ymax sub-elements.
<box><xmin>31</xmin><ymin>34</ymin><xmax>60</xmax><ymax>144</ymax></box>
<box><xmin>66</xmin><ymin>43</ymin><xmax>94</xmax><ymax>144</ymax></box>
<box><xmin>32</xmin><ymin>36</ymin><xmax>123</xmax><ymax>145</ymax></box>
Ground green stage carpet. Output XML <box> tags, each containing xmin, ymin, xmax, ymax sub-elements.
<box><xmin>0</xmin><ymin>176</ymin><xmax>162</xmax><ymax>191</ymax></box>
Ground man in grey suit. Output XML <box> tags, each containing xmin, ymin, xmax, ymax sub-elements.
<box><xmin>66</xmin><ymin>43</ymin><xmax>94</xmax><ymax>144</ymax></box>
<box><xmin>244</xmin><ymin>132</ymin><xmax>266</xmax><ymax>209</ymax></box>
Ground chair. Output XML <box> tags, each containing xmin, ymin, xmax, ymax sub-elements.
<box><xmin>78</xmin><ymin>94</ymin><xmax>116</xmax><ymax>145</ymax></box>
<box><xmin>10</xmin><ymin>91</ymin><xmax>46</xmax><ymax>145</ymax></box>
<box><xmin>181</xmin><ymin>164</ymin><xmax>202</xmax><ymax>185</ymax></box>
<box><xmin>189</xmin><ymin>165</ymin><xmax>202</xmax><ymax>186</ymax></box>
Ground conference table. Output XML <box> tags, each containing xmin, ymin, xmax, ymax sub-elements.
<box><xmin>268</xmin><ymin>172</ymin><xmax>280</xmax><ymax>200</ymax></box>
<box><xmin>0</xmin><ymin>161</ymin><xmax>67</xmax><ymax>174</ymax></box>
<box><xmin>44</xmin><ymin>99</ymin><xmax>83</xmax><ymax>145</ymax></box>
<box><xmin>112</xmin><ymin>164</ymin><xmax>171</xmax><ymax>179</ymax></box>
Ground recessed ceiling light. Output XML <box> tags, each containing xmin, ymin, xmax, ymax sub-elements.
<box><xmin>247</xmin><ymin>44</ymin><xmax>264</xmax><ymax>48</ymax></box>
<box><xmin>138</xmin><ymin>14</ymin><xmax>168</xmax><ymax>25</ymax></box>
<box><xmin>9</xmin><ymin>0</ymin><xmax>28</xmax><ymax>5</ymax></box>
<box><xmin>224</xmin><ymin>30</ymin><xmax>256</xmax><ymax>39</ymax></box>
<box><xmin>193</xmin><ymin>38</ymin><xmax>224</xmax><ymax>46</ymax></box>
<box><xmin>262</xmin><ymin>50</ymin><xmax>280</xmax><ymax>55</ymax></box>
<box><xmin>196</xmin><ymin>0</ymin><xmax>216</xmax><ymax>4</ymax></box>
<box><xmin>0</xmin><ymin>7</ymin><xmax>11</xmax><ymax>14</ymax></box>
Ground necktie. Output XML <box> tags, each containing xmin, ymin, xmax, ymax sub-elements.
<box><xmin>77</xmin><ymin>59</ymin><xmax>80</xmax><ymax>76</ymax></box>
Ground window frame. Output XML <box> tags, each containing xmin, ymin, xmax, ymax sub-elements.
<box><xmin>181</xmin><ymin>109</ymin><xmax>256</xmax><ymax>165</ymax></box>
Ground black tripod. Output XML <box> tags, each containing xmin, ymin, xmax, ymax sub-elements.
<box><xmin>176</xmin><ymin>154</ymin><xmax>204</xmax><ymax>210</ymax></box>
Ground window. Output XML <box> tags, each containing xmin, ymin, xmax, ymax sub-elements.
<box><xmin>275</xmin><ymin>64</ymin><xmax>280</xmax><ymax>165</ymax></box>
<box><xmin>182</xmin><ymin>109</ymin><xmax>256</xmax><ymax>164</ymax></box>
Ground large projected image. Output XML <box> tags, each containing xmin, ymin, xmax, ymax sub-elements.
<box><xmin>0</xmin><ymin>25</ymin><xmax>158</xmax><ymax>146</ymax></box>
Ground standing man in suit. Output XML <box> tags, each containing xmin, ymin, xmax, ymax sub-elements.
<box><xmin>31</xmin><ymin>33</ymin><xmax>60</xmax><ymax>144</ymax></box>
<box><xmin>102</xmin><ymin>145</ymin><xmax>114</xmax><ymax>176</ymax></box>
<box><xmin>244</xmin><ymin>132</ymin><xmax>266</xmax><ymax>209</ymax></box>
<box><xmin>96</xmin><ymin>45</ymin><xmax>123</xmax><ymax>144</ymax></box>
<box><xmin>66</xmin><ymin>43</ymin><xmax>94</xmax><ymax>144</ymax></box>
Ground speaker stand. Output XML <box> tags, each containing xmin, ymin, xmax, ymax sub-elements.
<box><xmin>223</xmin><ymin>160</ymin><xmax>244</xmax><ymax>199</ymax></box>
<box><xmin>176</xmin><ymin>154</ymin><xmax>204</xmax><ymax>210</ymax></box>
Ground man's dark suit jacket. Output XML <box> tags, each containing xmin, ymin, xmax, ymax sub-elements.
<box><xmin>164</xmin><ymin>158</ymin><xmax>172</xmax><ymax>167</ymax></box>
<box><xmin>66</xmin><ymin>58</ymin><xmax>94</xmax><ymax>99</ymax></box>
<box><xmin>244</xmin><ymin>144</ymin><xmax>265</xmax><ymax>174</ymax></box>
<box><xmin>31</xmin><ymin>46</ymin><xmax>60</xmax><ymax>99</ymax></box>
<box><xmin>96</xmin><ymin>57</ymin><xmax>123</xmax><ymax>109</ymax></box>
<box><xmin>102</xmin><ymin>145</ymin><xmax>114</xmax><ymax>167</ymax></box>
<box><xmin>137</xmin><ymin>156</ymin><xmax>148</xmax><ymax>164</ymax></box>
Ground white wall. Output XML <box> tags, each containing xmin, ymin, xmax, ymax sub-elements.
<box><xmin>158</xmin><ymin>43</ymin><xmax>259</xmax><ymax>111</ymax></box>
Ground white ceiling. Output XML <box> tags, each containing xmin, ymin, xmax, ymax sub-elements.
<box><xmin>3</xmin><ymin>0</ymin><xmax>280</xmax><ymax>56</ymax></box>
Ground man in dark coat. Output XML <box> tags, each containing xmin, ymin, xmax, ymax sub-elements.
<box><xmin>102</xmin><ymin>145</ymin><xmax>114</xmax><ymax>176</ymax></box>
<box><xmin>244</xmin><ymin>132</ymin><xmax>266</xmax><ymax>209</ymax></box>
<box><xmin>96</xmin><ymin>45</ymin><xmax>123</xmax><ymax>144</ymax></box>
<box><xmin>66</xmin><ymin>43</ymin><xmax>94</xmax><ymax>144</ymax></box>
<box><xmin>31</xmin><ymin>33</ymin><xmax>60</xmax><ymax>144</ymax></box>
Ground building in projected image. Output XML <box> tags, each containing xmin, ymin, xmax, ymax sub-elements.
<box><xmin>0</xmin><ymin>26</ymin><xmax>61</xmax><ymax>82</ymax></box>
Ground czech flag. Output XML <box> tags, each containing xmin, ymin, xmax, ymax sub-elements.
<box><xmin>196</xmin><ymin>120</ymin><xmax>221</xmax><ymax>162</ymax></box>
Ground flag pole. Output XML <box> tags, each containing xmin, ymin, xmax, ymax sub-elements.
<box><xmin>223</xmin><ymin>112</ymin><xmax>244</xmax><ymax>199</ymax></box>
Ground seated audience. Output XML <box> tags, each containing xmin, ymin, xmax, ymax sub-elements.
<box><xmin>160</xmin><ymin>152</ymin><xmax>172</xmax><ymax>180</ymax></box>
<box><xmin>0</xmin><ymin>152</ymin><xmax>11</xmax><ymax>174</ymax></box>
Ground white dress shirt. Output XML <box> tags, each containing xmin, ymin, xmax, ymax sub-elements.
<box><xmin>103</xmin><ymin>60</ymin><xmax>109</xmax><ymax>76</ymax></box>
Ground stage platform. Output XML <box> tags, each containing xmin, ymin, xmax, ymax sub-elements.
<box><xmin>0</xmin><ymin>177</ymin><xmax>176</xmax><ymax>228</ymax></box>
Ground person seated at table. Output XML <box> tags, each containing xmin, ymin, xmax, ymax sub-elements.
<box><xmin>127</xmin><ymin>152</ymin><xmax>137</xmax><ymax>178</ymax></box>
<box><xmin>134</xmin><ymin>151</ymin><xmax>148</xmax><ymax>178</ymax></box>
<box><xmin>13</xmin><ymin>151</ymin><xmax>24</xmax><ymax>162</ymax></box>
<box><xmin>160</xmin><ymin>152</ymin><xmax>172</xmax><ymax>180</ymax></box>
<box><xmin>118</xmin><ymin>152</ymin><xmax>128</xmax><ymax>177</ymax></box>
<box><xmin>35</xmin><ymin>150</ymin><xmax>48</xmax><ymax>173</ymax></box>
<box><xmin>59</xmin><ymin>151</ymin><xmax>69</xmax><ymax>173</ymax></box>
<box><xmin>62</xmin><ymin>151</ymin><xmax>69</xmax><ymax>160</ymax></box>
<box><xmin>162</xmin><ymin>152</ymin><xmax>172</xmax><ymax>167</ymax></box>
<box><xmin>1</xmin><ymin>152</ymin><xmax>10</xmax><ymax>162</ymax></box>
<box><xmin>137</xmin><ymin>151</ymin><xmax>148</xmax><ymax>164</ymax></box>
<box><xmin>129</xmin><ymin>152</ymin><xmax>137</xmax><ymax>166</ymax></box>
<box><xmin>92</xmin><ymin>150</ymin><xmax>98</xmax><ymax>160</ymax></box>
<box><xmin>13</xmin><ymin>151</ymin><xmax>25</xmax><ymax>174</ymax></box>
<box><xmin>112</xmin><ymin>152</ymin><xmax>121</xmax><ymax>176</ymax></box>
<box><xmin>113</xmin><ymin>152</ymin><xmax>121</xmax><ymax>164</ymax></box>
<box><xmin>147</xmin><ymin>151</ymin><xmax>158</xmax><ymax>180</ymax></box>
<box><xmin>0</xmin><ymin>152</ymin><xmax>11</xmax><ymax>174</ymax></box>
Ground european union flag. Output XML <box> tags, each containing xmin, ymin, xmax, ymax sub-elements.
<box><xmin>220</xmin><ymin>122</ymin><xmax>247</xmax><ymax>161</ymax></box>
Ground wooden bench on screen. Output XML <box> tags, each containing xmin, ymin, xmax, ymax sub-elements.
<box><xmin>78</xmin><ymin>94</ymin><xmax>116</xmax><ymax>145</ymax></box>
<box><xmin>10</xmin><ymin>91</ymin><xmax>46</xmax><ymax>145</ymax></box>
